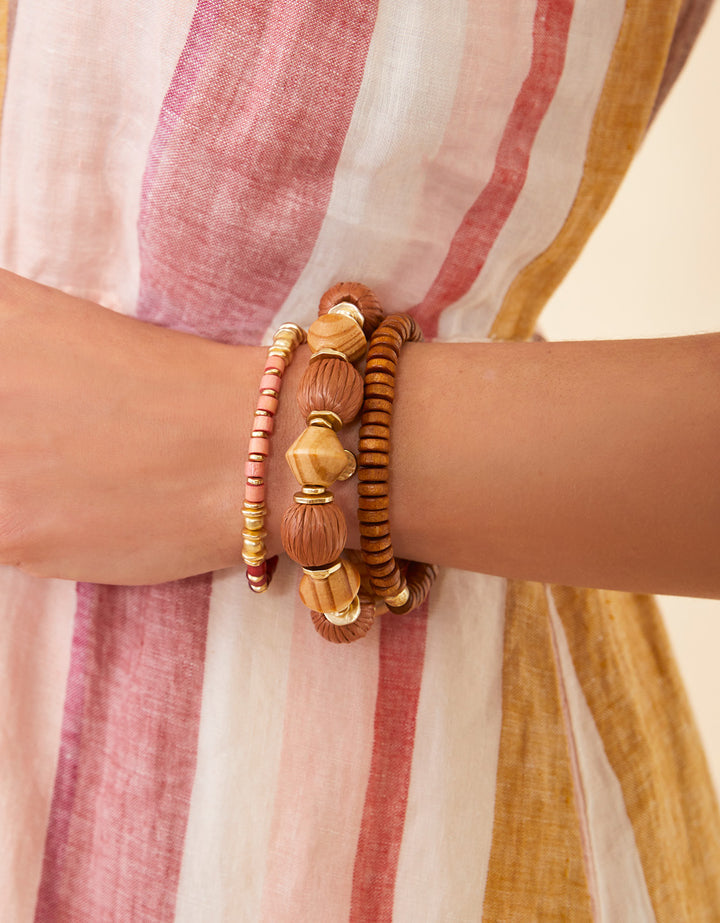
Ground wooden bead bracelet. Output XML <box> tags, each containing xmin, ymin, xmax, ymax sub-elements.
<box><xmin>281</xmin><ymin>283</ymin><xmax>384</xmax><ymax>640</ymax></box>
<box><xmin>358</xmin><ymin>314</ymin><xmax>439</xmax><ymax>614</ymax></box>
<box><xmin>242</xmin><ymin>322</ymin><xmax>306</xmax><ymax>592</ymax></box>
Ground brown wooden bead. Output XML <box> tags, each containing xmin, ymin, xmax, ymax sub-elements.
<box><xmin>297</xmin><ymin>356</ymin><xmax>363</xmax><ymax>424</ymax></box>
<box><xmin>360</xmin><ymin>521</ymin><xmax>390</xmax><ymax>539</ymax></box>
<box><xmin>371</xmin><ymin>571</ymin><xmax>403</xmax><ymax>592</ymax></box>
<box><xmin>363</xmin><ymin>396</ymin><xmax>394</xmax><ymax>414</ymax></box>
<box><xmin>362</xmin><ymin>535</ymin><xmax>393</xmax><ymax>554</ymax></box>
<box><xmin>286</xmin><ymin>424</ymin><xmax>350</xmax><ymax>487</ymax></box>
<box><xmin>360</xmin><ymin>451</ymin><xmax>389</xmax><ymax>467</ymax></box>
<box><xmin>359</xmin><ymin>437</ymin><xmax>390</xmax><ymax>454</ymax></box>
<box><xmin>364</xmin><ymin>370</ymin><xmax>396</xmax><ymax>388</ymax></box>
<box><xmin>358</xmin><ymin>482</ymin><xmax>389</xmax><ymax>498</ymax></box>
<box><xmin>370</xmin><ymin>558</ymin><xmax>399</xmax><ymax>578</ymax></box>
<box><xmin>299</xmin><ymin>558</ymin><xmax>361</xmax><ymax>613</ymax></box>
<box><xmin>364</xmin><ymin>548</ymin><xmax>395</xmax><ymax>567</ymax></box>
<box><xmin>307</xmin><ymin>313</ymin><xmax>367</xmax><ymax>362</ymax></box>
<box><xmin>357</xmin><ymin>507</ymin><xmax>390</xmax><ymax>523</ymax></box>
<box><xmin>366</xmin><ymin>348</ymin><xmax>397</xmax><ymax>366</ymax></box>
<box><xmin>310</xmin><ymin>600</ymin><xmax>375</xmax><ymax>643</ymax></box>
<box><xmin>364</xmin><ymin>381</ymin><xmax>394</xmax><ymax>401</ymax></box>
<box><xmin>359</xmin><ymin>423</ymin><xmax>389</xmax><ymax>439</ymax></box>
<box><xmin>361</xmin><ymin>410</ymin><xmax>391</xmax><ymax>427</ymax></box>
<box><xmin>357</xmin><ymin>467</ymin><xmax>389</xmax><ymax>483</ymax></box>
<box><xmin>281</xmin><ymin>501</ymin><xmax>347</xmax><ymax>566</ymax></box>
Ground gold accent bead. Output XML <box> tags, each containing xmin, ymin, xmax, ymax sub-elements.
<box><xmin>242</xmin><ymin>501</ymin><xmax>265</xmax><ymax>514</ymax></box>
<box><xmin>251</xmin><ymin>430</ymin><xmax>268</xmax><ymax>440</ymax></box>
<box><xmin>293</xmin><ymin>486</ymin><xmax>334</xmax><ymax>505</ymax></box>
<box><xmin>308</xmin><ymin>347</ymin><xmax>349</xmax><ymax>363</ymax></box>
<box><xmin>248</xmin><ymin>453</ymin><xmax>265</xmax><ymax>463</ymax></box>
<box><xmin>385</xmin><ymin>586</ymin><xmax>410</xmax><ymax>607</ymax></box>
<box><xmin>242</xmin><ymin>528</ymin><xmax>267</xmax><ymax>542</ymax></box>
<box><xmin>307</xmin><ymin>410</ymin><xmax>343</xmax><ymax>431</ymax></box>
<box><xmin>242</xmin><ymin>551</ymin><xmax>266</xmax><ymax>567</ymax></box>
<box><xmin>249</xmin><ymin>582</ymin><xmax>269</xmax><ymax>594</ymax></box>
<box><xmin>301</xmin><ymin>560</ymin><xmax>343</xmax><ymax>580</ymax></box>
<box><xmin>328</xmin><ymin>302</ymin><xmax>364</xmax><ymax>328</ymax></box>
<box><xmin>261</xmin><ymin>388</ymin><xmax>279</xmax><ymax>398</ymax></box>
<box><xmin>246</xmin><ymin>477</ymin><xmax>264</xmax><ymax>487</ymax></box>
<box><xmin>255</xmin><ymin>409</ymin><xmax>272</xmax><ymax>417</ymax></box>
<box><xmin>324</xmin><ymin>595</ymin><xmax>361</xmax><ymax>626</ymax></box>
<box><xmin>337</xmin><ymin>450</ymin><xmax>357</xmax><ymax>481</ymax></box>
<box><xmin>242</xmin><ymin>514</ymin><xmax>265</xmax><ymax>531</ymax></box>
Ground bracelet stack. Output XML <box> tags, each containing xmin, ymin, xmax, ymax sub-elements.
<box><xmin>242</xmin><ymin>283</ymin><xmax>437</xmax><ymax>642</ymax></box>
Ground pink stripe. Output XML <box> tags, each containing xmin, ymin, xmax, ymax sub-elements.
<box><xmin>350</xmin><ymin>602</ymin><xmax>429</xmax><ymax>922</ymax></box>
<box><xmin>35</xmin><ymin>578</ymin><xmax>211</xmax><ymax>922</ymax></box>
<box><xmin>260</xmin><ymin>602</ymin><xmax>380</xmax><ymax>921</ymax></box>
<box><xmin>136</xmin><ymin>0</ymin><xmax>379</xmax><ymax>344</ymax></box>
<box><xmin>414</xmin><ymin>0</ymin><xmax>574</xmax><ymax>339</ymax></box>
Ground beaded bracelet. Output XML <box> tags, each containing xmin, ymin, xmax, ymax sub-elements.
<box><xmin>358</xmin><ymin>314</ymin><xmax>439</xmax><ymax>613</ymax></box>
<box><xmin>280</xmin><ymin>284</ymin><xmax>383</xmax><ymax>639</ymax></box>
<box><xmin>242</xmin><ymin>322</ymin><xmax>306</xmax><ymax>592</ymax></box>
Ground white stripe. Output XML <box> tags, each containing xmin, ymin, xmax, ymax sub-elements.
<box><xmin>438</xmin><ymin>0</ymin><xmax>627</xmax><ymax>340</ymax></box>
<box><xmin>174</xmin><ymin>565</ymin><xmax>297</xmax><ymax>923</ymax></box>
<box><xmin>546</xmin><ymin>586</ymin><xmax>656</xmax><ymax>922</ymax></box>
<box><xmin>392</xmin><ymin>571</ymin><xmax>507</xmax><ymax>921</ymax></box>
<box><xmin>0</xmin><ymin>0</ymin><xmax>196</xmax><ymax>313</ymax></box>
<box><xmin>0</xmin><ymin>569</ymin><xmax>77</xmax><ymax>923</ymax></box>
<box><xmin>264</xmin><ymin>0</ymin><xmax>535</xmax><ymax>340</ymax></box>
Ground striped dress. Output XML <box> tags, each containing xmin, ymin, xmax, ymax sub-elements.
<box><xmin>1</xmin><ymin>1</ymin><xmax>719</xmax><ymax>920</ymax></box>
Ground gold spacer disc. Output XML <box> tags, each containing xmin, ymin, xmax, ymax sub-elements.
<box><xmin>336</xmin><ymin>450</ymin><xmax>357</xmax><ymax>481</ymax></box>
<box><xmin>328</xmin><ymin>302</ymin><xmax>364</xmax><ymax>329</ymax></box>
<box><xmin>324</xmin><ymin>595</ymin><xmax>361</xmax><ymax>626</ymax></box>
<box><xmin>385</xmin><ymin>585</ymin><xmax>410</xmax><ymax>608</ymax></box>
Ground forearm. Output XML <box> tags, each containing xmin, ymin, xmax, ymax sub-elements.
<box><xmin>313</xmin><ymin>334</ymin><xmax>720</xmax><ymax>598</ymax></box>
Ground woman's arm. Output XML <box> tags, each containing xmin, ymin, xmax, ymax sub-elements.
<box><xmin>2</xmin><ymin>269</ymin><xmax>718</xmax><ymax>596</ymax></box>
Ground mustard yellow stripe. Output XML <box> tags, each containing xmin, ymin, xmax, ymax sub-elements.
<box><xmin>483</xmin><ymin>580</ymin><xmax>593</xmax><ymax>921</ymax></box>
<box><xmin>490</xmin><ymin>0</ymin><xmax>683</xmax><ymax>341</ymax></box>
<box><xmin>552</xmin><ymin>585</ymin><xmax>720</xmax><ymax>919</ymax></box>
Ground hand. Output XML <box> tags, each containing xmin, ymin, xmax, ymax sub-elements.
<box><xmin>0</xmin><ymin>270</ymin><xmax>256</xmax><ymax>584</ymax></box>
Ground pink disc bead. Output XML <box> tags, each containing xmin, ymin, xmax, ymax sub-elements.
<box><xmin>245</xmin><ymin>483</ymin><xmax>265</xmax><ymax>502</ymax></box>
<box><xmin>248</xmin><ymin>436</ymin><xmax>269</xmax><ymax>455</ymax></box>
<box><xmin>260</xmin><ymin>373</ymin><xmax>283</xmax><ymax>393</ymax></box>
<box><xmin>257</xmin><ymin>393</ymin><xmax>279</xmax><ymax>414</ymax></box>
<box><xmin>245</xmin><ymin>460</ymin><xmax>265</xmax><ymax>479</ymax></box>
<box><xmin>253</xmin><ymin>414</ymin><xmax>274</xmax><ymax>433</ymax></box>
<box><xmin>265</xmin><ymin>355</ymin><xmax>286</xmax><ymax>375</ymax></box>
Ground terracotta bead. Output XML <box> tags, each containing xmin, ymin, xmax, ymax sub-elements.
<box><xmin>296</xmin><ymin>356</ymin><xmax>364</xmax><ymax>424</ymax></box>
<box><xmin>307</xmin><ymin>312</ymin><xmax>367</xmax><ymax>362</ymax></box>
<box><xmin>317</xmin><ymin>281</ymin><xmax>385</xmax><ymax>337</ymax></box>
<box><xmin>280</xmin><ymin>501</ymin><xmax>347</xmax><ymax>566</ymax></box>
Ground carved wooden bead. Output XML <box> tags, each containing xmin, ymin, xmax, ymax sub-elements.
<box><xmin>286</xmin><ymin>424</ymin><xmax>350</xmax><ymax>487</ymax></box>
<box><xmin>297</xmin><ymin>356</ymin><xmax>364</xmax><ymax>424</ymax></box>
<box><xmin>307</xmin><ymin>313</ymin><xmax>367</xmax><ymax>362</ymax></box>
<box><xmin>280</xmin><ymin>501</ymin><xmax>347</xmax><ymax>566</ymax></box>
<box><xmin>299</xmin><ymin>558</ymin><xmax>361</xmax><ymax>613</ymax></box>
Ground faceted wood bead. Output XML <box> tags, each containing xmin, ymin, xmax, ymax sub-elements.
<box><xmin>297</xmin><ymin>356</ymin><xmax>363</xmax><ymax>424</ymax></box>
<box><xmin>299</xmin><ymin>558</ymin><xmax>361</xmax><ymax>614</ymax></box>
<box><xmin>280</xmin><ymin>501</ymin><xmax>347</xmax><ymax>566</ymax></box>
<box><xmin>286</xmin><ymin>424</ymin><xmax>351</xmax><ymax>487</ymax></box>
<box><xmin>307</xmin><ymin>313</ymin><xmax>367</xmax><ymax>363</ymax></box>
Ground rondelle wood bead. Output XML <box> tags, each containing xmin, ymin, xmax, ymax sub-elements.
<box><xmin>299</xmin><ymin>558</ymin><xmax>361</xmax><ymax>614</ymax></box>
<box><xmin>296</xmin><ymin>356</ymin><xmax>364</xmax><ymax>425</ymax></box>
<box><xmin>307</xmin><ymin>312</ymin><xmax>367</xmax><ymax>363</ymax></box>
<box><xmin>280</xmin><ymin>500</ymin><xmax>347</xmax><ymax>566</ymax></box>
<box><xmin>286</xmin><ymin>424</ymin><xmax>355</xmax><ymax>487</ymax></box>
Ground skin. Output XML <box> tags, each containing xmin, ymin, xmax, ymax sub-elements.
<box><xmin>0</xmin><ymin>268</ymin><xmax>718</xmax><ymax>596</ymax></box>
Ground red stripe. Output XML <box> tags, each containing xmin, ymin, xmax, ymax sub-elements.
<box><xmin>414</xmin><ymin>0</ymin><xmax>574</xmax><ymax>339</ymax></box>
<box><xmin>35</xmin><ymin>579</ymin><xmax>211</xmax><ymax>922</ymax></box>
<box><xmin>137</xmin><ymin>0</ymin><xmax>379</xmax><ymax>344</ymax></box>
<box><xmin>350</xmin><ymin>602</ymin><xmax>429</xmax><ymax>922</ymax></box>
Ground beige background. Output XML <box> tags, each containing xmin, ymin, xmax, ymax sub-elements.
<box><xmin>542</xmin><ymin>4</ymin><xmax>720</xmax><ymax>792</ymax></box>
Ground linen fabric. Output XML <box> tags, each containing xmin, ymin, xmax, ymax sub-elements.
<box><xmin>1</xmin><ymin>1</ymin><xmax>719</xmax><ymax>920</ymax></box>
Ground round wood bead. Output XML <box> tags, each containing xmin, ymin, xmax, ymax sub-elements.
<box><xmin>297</xmin><ymin>356</ymin><xmax>363</xmax><ymax>424</ymax></box>
<box><xmin>285</xmin><ymin>424</ymin><xmax>351</xmax><ymax>487</ymax></box>
<box><xmin>307</xmin><ymin>313</ymin><xmax>367</xmax><ymax>363</ymax></box>
<box><xmin>280</xmin><ymin>501</ymin><xmax>347</xmax><ymax>566</ymax></box>
<box><xmin>299</xmin><ymin>558</ymin><xmax>361</xmax><ymax>613</ymax></box>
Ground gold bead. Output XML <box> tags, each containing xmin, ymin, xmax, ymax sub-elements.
<box><xmin>385</xmin><ymin>585</ymin><xmax>410</xmax><ymax>607</ymax></box>
<box><xmin>242</xmin><ymin>552</ymin><xmax>266</xmax><ymax>567</ymax></box>
<box><xmin>302</xmin><ymin>560</ymin><xmax>343</xmax><ymax>580</ymax></box>
<box><xmin>251</xmin><ymin>430</ymin><xmax>268</xmax><ymax>440</ymax></box>
<box><xmin>328</xmin><ymin>302</ymin><xmax>364</xmax><ymax>329</ymax></box>
<box><xmin>246</xmin><ymin>477</ymin><xmax>264</xmax><ymax>487</ymax></box>
<box><xmin>242</xmin><ymin>501</ymin><xmax>265</xmax><ymax>515</ymax></box>
<box><xmin>337</xmin><ymin>450</ymin><xmax>357</xmax><ymax>481</ymax></box>
<box><xmin>249</xmin><ymin>582</ymin><xmax>269</xmax><ymax>594</ymax></box>
<box><xmin>243</xmin><ymin>515</ymin><xmax>265</xmax><ymax>532</ymax></box>
<box><xmin>307</xmin><ymin>410</ymin><xmax>343</xmax><ymax>431</ymax></box>
<box><xmin>293</xmin><ymin>486</ymin><xmax>335</xmax><ymax>505</ymax></box>
<box><xmin>324</xmin><ymin>595</ymin><xmax>361</xmax><ymax>626</ymax></box>
<box><xmin>242</xmin><ymin>528</ymin><xmax>267</xmax><ymax>542</ymax></box>
<box><xmin>248</xmin><ymin>453</ymin><xmax>265</xmax><ymax>463</ymax></box>
<box><xmin>261</xmin><ymin>388</ymin><xmax>279</xmax><ymax>398</ymax></box>
<box><xmin>308</xmin><ymin>347</ymin><xmax>349</xmax><ymax>363</ymax></box>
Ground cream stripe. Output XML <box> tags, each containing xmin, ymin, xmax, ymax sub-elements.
<box><xmin>546</xmin><ymin>586</ymin><xmax>656</xmax><ymax>922</ymax></box>
<box><xmin>259</xmin><ymin>590</ymin><xmax>380</xmax><ymax>921</ymax></box>
<box><xmin>438</xmin><ymin>0</ymin><xmax>626</xmax><ymax>341</ymax></box>
<box><xmin>0</xmin><ymin>570</ymin><xmax>76</xmax><ymax>923</ymax></box>
<box><xmin>0</xmin><ymin>0</ymin><xmax>196</xmax><ymax>312</ymax></box>
<box><xmin>391</xmin><ymin>571</ymin><xmax>506</xmax><ymax>921</ymax></box>
<box><xmin>173</xmin><ymin>566</ymin><xmax>295</xmax><ymax>923</ymax></box>
<box><xmin>264</xmin><ymin>0</ymin><xmax>535</xmax><ymax>338</ymax></box>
